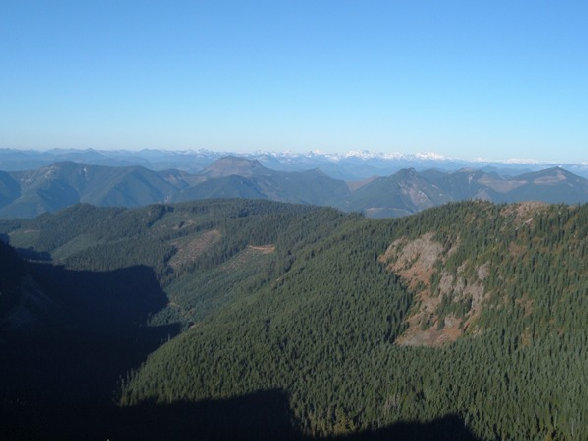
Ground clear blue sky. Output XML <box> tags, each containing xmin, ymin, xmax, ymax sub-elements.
<box><xmin>1</xmin><ymin>0</ymin><xmax>587</xmax><ymax>162</ymax></box>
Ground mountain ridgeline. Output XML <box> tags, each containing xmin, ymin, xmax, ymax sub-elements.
<box><xmin>0</xmin><ymin>199</ymin><xmax>586</xmax><ymax>440</ymax></box>
<box><xmin>2</xmin><ymin>147</ymin><xmax>588</xmax><ymax>180</ymax></box>
<box><xmin>1</xmin><ymin>156</ymin><xmax>588</xmax><ymax>219</ymax></box>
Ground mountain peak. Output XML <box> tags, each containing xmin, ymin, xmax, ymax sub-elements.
<box><xmin>396</xmin><ymin>167</ymin><xmax>419</xmax><ymax>178</ymax></box>
<box><xmin>519</xmin><ymin>166</ymin><xmax>576</xmax><ymax>185</ymax></box>
<box><xmin>200</xmin><ymin>156</ymin><xmax>268</xmax><ymax>178</ymax></box>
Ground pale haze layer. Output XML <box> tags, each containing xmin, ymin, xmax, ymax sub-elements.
<box><xmin>1</xmin><ymin>0</ymin><xmax>587</xmax><ymax>163</ymax></box>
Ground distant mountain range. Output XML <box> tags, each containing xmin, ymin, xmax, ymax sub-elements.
<box><xmin>1</xmin><ymin>147</ymin><xmax>587</xmax><ymax>180</ymax></box>
<box><xmin>342</xmin><ymin>165</ymin><xmax>588</xmax><ymax>217</ymax></box>
<box><xmin>0</xmin><ymin>156</ymin><xmax>587</xmax><ymax>219</ymax></box>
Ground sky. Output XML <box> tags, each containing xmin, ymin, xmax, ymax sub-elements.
<box><xmin>1</xmin><ymin>0</ymin><xmax>587</xmax><ymax>163</ymax></box>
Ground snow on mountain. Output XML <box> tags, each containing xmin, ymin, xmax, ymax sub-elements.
<box><xmin>1</xmin><ymin>148</ymin><xmax>586</xmax><ymax>180</ymax></box>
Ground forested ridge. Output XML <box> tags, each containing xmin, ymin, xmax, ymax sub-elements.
<box><xmin>1</xmin><ymin>199</ymin><xmax>586</xmax><ymax>440</ymax></box>
<box><xmin>2</xmin><ymin>158</ymin><xmax>588</xmax><ymax>220</ymax></box>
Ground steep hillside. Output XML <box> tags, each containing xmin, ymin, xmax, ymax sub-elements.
<box><xmin>119</xmin><ymin>201</ymin><xmax>587</xmax><ymax>441</ymax></box>
<box><xmin>176</xmin><ymin>159</ymin><xmax>351</xmax><ymax>207</ymax></box>
<box><xmin>0</xmin><ymin>200</ymin><xmax>353</xmax><ymax>440</ymax></box>
<box><xmin>1</xmin><ymin>159</ymin><xmax>587</xmax><ymax>219</ymax></box>
<box><xmin>426</xmin><ymin>168</ymin><xmax>503</xmax><ymax>200</ymax></box>
<box><xmin>175</xmin><ymin>174</ymin><xmax>267</xmax><ymax>201</ymax></box>
<box><xmin>504</xmin><ymin>167</ymin><xmax>588</xmax><ymax>203</ymax></box>
<box><xmin>0</xmin><ymin>171</ymin><xmax>20</xmax><ymax>208</ymax></box>
<box><xmin>340</xmin><ymin>168</ymin><xmax>451</xmax><ymax>216</ymax></box>
<box><xmin>1</xmin><ymin>200</ymin><xmax>586</xmax><ymax>440</ymax></box>
<box><xmin>0</xmin><ymin>162</ymin><xmax>185</xmax><ymax>218</ymax></box>
<box><xmin>0</xmin><ymin>159</ymin><xmax>351</xmax><ymax>219</ymax></box>
<box><xmin>344</xmin><ymin>166</ymin><xmax>588</xmax><ymax>217</ymax></box>
<box><xmin>0</xmin><ymin>200</ymin><xmax>347</xmax><ymax>327</ymax></box>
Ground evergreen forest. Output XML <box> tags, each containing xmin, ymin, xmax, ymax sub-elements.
<box><xmin>0</xmin><ymin>199</ymin><xmax>586</xmax><ymax>441</ymax></box>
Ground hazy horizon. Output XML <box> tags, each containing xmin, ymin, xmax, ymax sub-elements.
<box><xmin>1</xmin><ymin>1</ymin><xmax>587</xmax><ymax>163</ymax></box>
<box><xmin>3</xmin><ymin>145</ymin><xmax>587</xmax><ymax>167</ymax></box>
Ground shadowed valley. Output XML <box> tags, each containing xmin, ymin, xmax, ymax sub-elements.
<box><xmin>1</xmin><ymin>199</ymin><xmax>586</xmax><ymax>440</ymax></box>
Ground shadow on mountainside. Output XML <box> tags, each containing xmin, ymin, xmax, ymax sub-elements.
<box><xmin>322</xmin><ymin>414</ymin><xmax>484</xmax><ymax>441</ymax></box>
<box><xmin>1</xmin><ymin>263</ymin><xmax>179</xmax><ymax>409</ymax></box>
<box><xmin>14</xmin><ymin>246</ymin><xmax>52</xmax><ymax>261</ymax></box>
<box><xmin>3</xmin><ymin>389</ymin><xmax>485</xmax><ymax>441</ymax></box>
<box><xmin>1</xmin><ymin>262</ymin><xmax>483</xmax><ymax>441</ymax></box>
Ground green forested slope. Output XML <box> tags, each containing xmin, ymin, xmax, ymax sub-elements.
<box><xmin>0</xmin><ymin>200</ymin><xmax>350</xmax><ymax>327</ymax></box>
<box><xmin>119</xmin><ymin>202</ymin><xmax>587</xmax><ymax>441</ymax></box>
<box><xmin>1</xmin><ymin>200</ymin><xmax>586</xmax><ymax>441</ymax></box>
